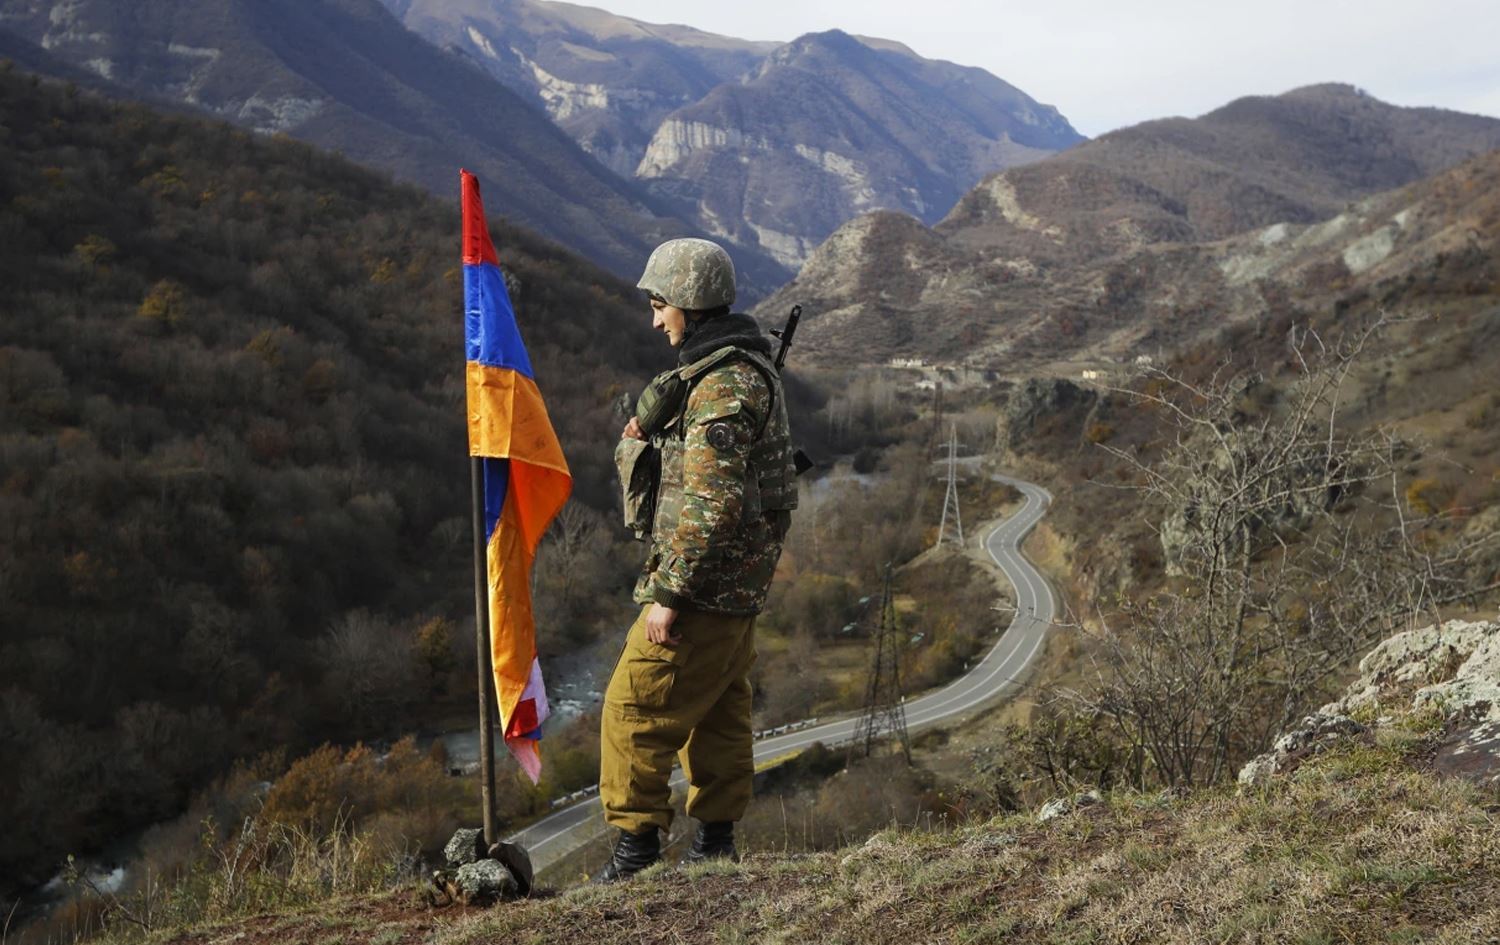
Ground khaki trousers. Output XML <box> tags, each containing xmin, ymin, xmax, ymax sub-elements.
<box><xmin>599</xmin><ymin>605</ymin><xmax>757</xmax><ymax>833</ymax></box>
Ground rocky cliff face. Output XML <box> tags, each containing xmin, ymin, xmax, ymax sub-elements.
<box><xmin>756</xmin><ymin>87</ymin><xmax>1500</xmax><ymax>365</ymax></box>
<box><xmin>384</xmin><ymin>0</ymin><xmax>774</xmax><ymax>178</ymax></box>
<box><xmin>1000</xmin><ymin>378</ymin><xmax>1096</xmax><ymax>450</ymax></box>
<box><xmin>383</xmin><ymin>4</ymin><xmax>1083</xmax><ymax>271</ymax></box>
<box><xmin>1240</xmin><ymin>618</ymin><xmax>1500</xmax><ymax>789</ymax></box>
<box><xmin>634</xmin><ymin>30</ymin><xmax>1081</xmax><ymax>269</ymax></box>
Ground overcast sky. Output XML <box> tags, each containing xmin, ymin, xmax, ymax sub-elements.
<box><xmin>590</xmin><ymin>0</ymin><xmax>1500</xmax><ymax>137</ymax></box>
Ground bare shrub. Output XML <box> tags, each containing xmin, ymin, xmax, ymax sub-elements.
<box><xmin>32</xmin><ymin>745</ymin><xmax>437</xmax><ymax>945</ymax></box>
<box><xmin>257</xmin><ymin>737</ymin><xmax>469</xmax><ymax>846</ymax></box>
<box><xmin>1068</xmin><ymin>320</ymin><xmax>1494</xmax><ymax>787</ymax></box>
<box><xmin>737</xmin><ymin>749</ymin><xmax>945</xmax><ymax>854</ymax></box>
<box><xmin>755</xmin><ymin>630</ymin><xmax>837</xmax><ymax>727</ymax></box>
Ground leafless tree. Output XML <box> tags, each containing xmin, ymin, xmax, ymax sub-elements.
<box><xmin>317</xmin><ymin>611</ymin><xmax>417</xmax><ymax>729</ymax></box>
<box><xmin>1067</xmin><ymin>320</ymin><xmax>1494</xmax><ymax>787</ymax></box>
<box><xmin>535</xmin><ymin>501</ymin><xmax>604</xmax><ymax>611</ymax></box>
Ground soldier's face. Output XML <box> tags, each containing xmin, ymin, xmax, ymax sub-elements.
<box><xmin>651</xmin><ymin>298</ymin><xmax>688</xmax><ymax>347</ymax></box>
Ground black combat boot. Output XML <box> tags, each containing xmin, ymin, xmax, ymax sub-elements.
<box><xmin>592</xmin><ymin>827</ymin><xmax>661</xmax><ymax>883</ymax></box>
<box><xmin>683</xmin><ymin>820</ymin><xmax>738</xmax><ymax>865</ymax></box>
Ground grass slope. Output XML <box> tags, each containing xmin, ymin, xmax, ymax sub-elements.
<box><xmin>130</xmin><ymin>704</ymin><xmax>1498</xmax><ymax>945</ymax></box>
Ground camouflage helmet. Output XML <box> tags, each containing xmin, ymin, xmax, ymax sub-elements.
<box><xmin>636</xmin><ymin>238</ymin><xmax>736</xmax><ymax>311</ymax></box>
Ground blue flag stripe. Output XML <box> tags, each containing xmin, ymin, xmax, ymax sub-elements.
<box><xmin>464</xmin><ymin>261</ymin><xmax>535</xmax><ymax>378</ymax></box>
<box><xmin>482</xmin><ymin>457</ymin><xmax>510</xmax><ymax>543</ymax></box>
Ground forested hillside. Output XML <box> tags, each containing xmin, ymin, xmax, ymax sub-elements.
<box><xmin>0</xmin><ymin>0</ymin><xmax>793</xmax><ymax>295</ymax></box>
<box><xmin>0</xmin><ymin>63</ymin><xmax>663</xmax><ymax>893</ymax></box>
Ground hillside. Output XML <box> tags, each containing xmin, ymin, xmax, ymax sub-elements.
<box><xmin>757</xmin><ymin>85</ymin><xmax>1500</xmax><ymax>364</ymax></box>
<box><xmin>0</xmin><ymin>61</ymin><xmax>663</xmax><ymax>897</ymax></box>
<box><xmin>1045</xmin><ymin>137</ymin><xmax>1500</xmax><ymax>362</ymax></box>
<box><xmin>65</xmin><ymin>620</ymin><xmax>1500</xmax><ymax>944</ymax></box>
<box><xmin>931</xmin><ymin>137</ymin><xmax>1500</xmax><ymax>367</ymax></box>
<box><xmin>942</xmin><ymin>84</ymin><xmax>1500</xmax><ymax>263</ymax></box>
<box><xmin>0</xmin><ymin>26</ymin><xmax>116</xmax><ymax>90</ymax></box>
<box><xmin>0</xmin><ymin>0</ymin><xmax>790</xmax><ymax>293</ymax></box>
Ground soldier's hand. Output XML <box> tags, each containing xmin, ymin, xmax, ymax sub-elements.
<box><xmin>645</xmin><ymin>603</ymin><xmax>680</xmax><ymax>646</ymax></box>
<box><xmin>622</xmin><ymin>416</ymin><xmax>645</xmax><ymax>441</ymax></box>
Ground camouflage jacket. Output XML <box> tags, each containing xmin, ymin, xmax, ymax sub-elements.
<box><xmin>632</xmin><ymin>329</ymin><xmax>797</xmax><ymax>615</ymax></box>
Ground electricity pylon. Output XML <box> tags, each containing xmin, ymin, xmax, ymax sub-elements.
<box><xmin>938</xmin><ymin>423</ymin><xmax>963</xmax><ymax>548</ymax></box>
<box><xmin>850</xmin><ymin>565</ymin><xmax>911</xmax><ymax>765</ymax></box>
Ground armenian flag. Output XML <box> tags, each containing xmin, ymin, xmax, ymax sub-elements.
<box><xmin>462</xmin><ymin>169</ymin><xmax>571</xmax><ymax>784</ymax></box>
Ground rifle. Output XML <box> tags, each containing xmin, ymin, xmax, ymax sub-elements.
<box><xmin>770</xmin><ymin>304</ymin><xmax>815</xmax><ymax>475</ymax></box>
<box><xmin>771</xmin><ymin>304</ymin><xmax>801</xmax><ymax>373</ymax></box>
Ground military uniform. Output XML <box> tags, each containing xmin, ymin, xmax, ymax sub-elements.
<box><xmin>601</xmin><ymin>316</ymin><xmax>797</xmax><ymax>838</ymax></box>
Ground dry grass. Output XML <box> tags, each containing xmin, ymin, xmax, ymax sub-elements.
<box><xmin>102</xmin><ymin>715</ymin><xmax>1500</xmax><ymax>945</ymax></box>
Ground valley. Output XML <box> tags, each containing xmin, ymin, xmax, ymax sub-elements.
<box><xmin>2</xmin><ymin>1</ymin><xmax>1499</xmax><ymax>939</ymax></box>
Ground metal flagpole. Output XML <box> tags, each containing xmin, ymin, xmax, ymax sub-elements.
<box><xmin>470</xmin><ymin>457</ymin><xmax>498</xmax><ymax>847</ymax></box>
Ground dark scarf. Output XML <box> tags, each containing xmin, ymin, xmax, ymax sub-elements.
<box><xmin>678</xmin><ymin>312</ymin><xmax>773</xmax><ymax>366</ymax></box>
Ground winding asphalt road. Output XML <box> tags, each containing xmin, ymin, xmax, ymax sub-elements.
<box><xmin>507</xmin><ymin>473</ymin><xmax>1057</xmax><ymax>874</ymax></box>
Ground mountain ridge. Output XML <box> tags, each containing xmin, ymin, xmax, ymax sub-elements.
<box><xmin>383</xmin><ymin>2</ymin><xmax>1085</xmax><ymax>270</ymax></box>
<box><xmin>756</xmin><ymin>84</ymin><xmax>1500</xmax><ymax>364</ymax></box>
<box><xmin>633</xmin><ymin>27</ymin><xmax>1082</xmax><ymax>268</ymax></box>
<box><xmin>383</xmin><ymin>0</ymin><xmax>776</xmax><ymax>178</ymax></box>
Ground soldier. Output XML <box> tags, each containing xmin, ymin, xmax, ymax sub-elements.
<box><xmin>596</xmin><ymin>238</ymin><xmax>798</xmax><ymax>882</ymax></box>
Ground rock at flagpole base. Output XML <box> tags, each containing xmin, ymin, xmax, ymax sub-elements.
<box><xmin>431</xmin><ymin>828</ymin><xmax>530</xmax><ymax>905</ymax></box>
<box><xmin>488</xmin><ymin>840</ymin><xmax>534</xmax><ymax>896</ymax></box>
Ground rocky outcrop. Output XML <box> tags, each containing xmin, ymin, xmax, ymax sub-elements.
<box><xmin>443</xmin><ymin>828</ymin><xmax>486</xmax><ymax>868</ymax></box>
<box><xmin>1156</xmin><ymin>416</ymin><xmax>1335</xmax><ymax>576</ymax></box>
<box><xmin>1001</xmin><ymin>379</ymin><xmax>1097</xmax><ymax>450</ymax></box>
<box><xmin>637</xmin><ymin>120</ymin><xmax>768</xmax><ymax>178</ymax></box>
<box><xmin>1240</xmin><ymin>618</ymin><xmax>1500</xmax><ymax>788</ymax></box>
<box><xmin>451</xmin><ymin>859</ymin><xmax>518</xmax><ymax>905</ymax></box>
<box><xmin>1236</xmin><ymin>713</ymin><xmax>1371</xmax><ymax>787</ymax></box>
<box><xmin>1036</xmin><ymin>789</ymin><xmax>1102</xmax><ymax>822</ymax></box>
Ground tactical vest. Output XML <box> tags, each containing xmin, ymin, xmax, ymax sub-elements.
<box><xmin>616</xmin><ymin>345</ymin><xmax>798</xmax><ymax>540</ymax></box>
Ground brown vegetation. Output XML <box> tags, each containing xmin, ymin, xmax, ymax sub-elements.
<box><xmin>0</xmin><ymin>64</ymin><xmax>664</xmax><ymax>897</ymax></box>
<box><xmin>991</xmin><ymin>314</ymin><xmax>1499</xmax><ymax>801</ymax></box>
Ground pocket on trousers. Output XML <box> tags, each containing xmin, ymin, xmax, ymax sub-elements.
<box><xmin>625</xmin><ymin>640</ymin><xmax>692</xmax><ymax>712</ymax></box>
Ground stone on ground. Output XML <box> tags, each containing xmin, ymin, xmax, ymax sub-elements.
<box><xmin>444</xmin><ymin>827</ymin><xmax>485</xmax><ymax>868</ymax></box>
<box><xmin>453</xmin><ymin>858</ymin><xmax>519</xmax><ymax>905</ymax></box>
